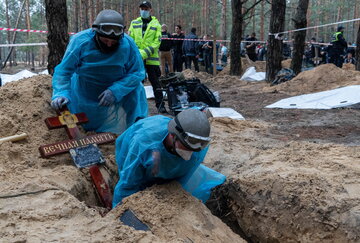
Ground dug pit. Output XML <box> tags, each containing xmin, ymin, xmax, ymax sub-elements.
<box><xmin>1</xmin><ymin>71</ymin><xmax>360</xmax><ymax>242</ymax></box>
<box><xmin>0</xmin><ymin>75</ymin><xmax>245</xmax><ymax>242</ymax></box>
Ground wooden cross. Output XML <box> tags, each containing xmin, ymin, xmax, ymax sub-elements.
<box><xmin>39</xmin><ymin>107</ymin><xmax>116</xmax><ymax>210</ymax></box>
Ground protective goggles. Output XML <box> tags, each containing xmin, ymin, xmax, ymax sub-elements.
<box><xmin>96</xmin><ymin>23</ymin><xmax>124</xmax><ymax>36</ymax></box>
<box><xmin>175</xmin><ymin>117</ymin><xmax>211</xmax><ymax>151</ymax></box>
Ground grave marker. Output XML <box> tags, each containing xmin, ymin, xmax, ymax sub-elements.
<box><xmin>39</xmin><ymin>107</ymin><xmax>116</xmax><ymax>210</ymax></box>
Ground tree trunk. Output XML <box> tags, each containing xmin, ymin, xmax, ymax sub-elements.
<box><xmin>45</xmin><ymin>0</ymin><xmax>69</xmax><ymax>75</ymax></box>
<box><xmin>290</xmin><ymin>0</ymin><xmax>310</xmax><ymax>75</ymax></box>
<box><xmin>354</xmin><ymin>1</ymin><xmax>358</xmax><ymax>42</ymax></box>
<box><xmin>355</xmin><ymin>24</ymin><xmax>360</xmax><ymax>71</ymax></box>
<box><xmin>5</xmin><ymin>0</ymin><xmax>12</xmax><ymax>66</ymax></box>
<box><xmin>90</xmin><ymin>0</ymin><xmax>95</xmax><ymax>26</ymax></box>
<box><xmin>81</xmin><ymin>0</ymin><xmax>90</xmax><ymax>29</ymax></box>
<box><xmin>252</xmin><ymin>0</ymin><xmax>256</xmax><ymax>33</ymax></box>
<box><xmin>3</xmin><ymin>0</ymin><xmax>27</xmax><ymax>69</ymax></box>
<box><xmin>220</xmin><ymin>0</ymin><xmax>227</xmax><ymax>40</ymax></box>
<box><xmin>192</xmin><ymin>0</ymin><xmax>196</xmax><ymax>28</ymax></box>
<box><xmin>260</xmin><ymin>0</ymin><xmax>265</xmax><ymax>41</ymax></box>
<box><xmin>230</xmin><ymin>0</ymin><xmax>243</xmax><ymax>76</ymax></box>
<box><xmin>74</xmin><ymin>0</ymin><xmax>79</xmax><ymax>33</ymax></box>
<box><xmin>266</xmin><ymin>0</ymin><xmax>286</xmax><ymax>83</ymax></box>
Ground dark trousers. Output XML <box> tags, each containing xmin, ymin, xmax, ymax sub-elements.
<box><xmin>185</xmin><ymin>56</ymin><xmax>199</xmax><ymax>72</ymax></box>
<box><xmin>204</xmin><ymin>53</ymin><xmax>212</xmax><ymax>73</ymax></box>
<box><xmin>247</xmin><ymin>53</ymin><xmax>257</xmax><ymax>62</ymax></box>
<box><xmin>145</xmin><ymin>65</ymin><xmax>164</xmax><ymax>107</ymax></box>
<box><xmin>329</xmin><ymin>49</ymin><xmax>343</xmax><ymax>68</ymax></box>
<box><xmin>173</xmin><ymin>52</ymin><xmax>183</xmax><ymax>72</ymax></box>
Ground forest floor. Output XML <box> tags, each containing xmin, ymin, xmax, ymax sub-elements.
<box><xmin>0</xmin><ymin>61</ymin><xmax>360</xmax><ymax>242</ymax></box>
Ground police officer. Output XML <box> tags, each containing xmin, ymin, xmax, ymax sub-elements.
<box><xmin>128</xmin><ymin>1</ymin><xmax>166</xmax><ymax>113</ymax></box>
<box><xmin>329</xmin><ymin>26</ymin><xmax>347</xmax><ymax>68</ymax></box>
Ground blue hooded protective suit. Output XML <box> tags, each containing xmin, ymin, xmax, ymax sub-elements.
<box><xmin>112</xmin><ymin>115</ymin><xmax>226</xmax><ymax>208</ymax></box>
<box><xmin>52</xmin><ymin>29</ymin><xmax>148</xmax><ymax>134</ymax></box>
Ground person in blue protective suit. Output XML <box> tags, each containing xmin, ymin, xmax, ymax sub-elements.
<box><xmin>51</xmin><ymin>10</ymin><xmax>148</xmax><ymax>134</ymax></box>
<box><xmin>112</xmin><ymin>109</ymin><xmax>226</xmax><ymax>208</ymax></box>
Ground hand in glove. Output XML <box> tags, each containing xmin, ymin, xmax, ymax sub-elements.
<box><xmin>51</xmin><ymin>97</ymin><xmax>69</xmax><ymax>110</ymax></box>
<box><xmin>98</xmin><ymin>89</ymin><xmax>115</xmax><ymax>106</ymax></box>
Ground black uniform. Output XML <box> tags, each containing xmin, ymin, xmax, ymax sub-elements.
<box><xmin>329</xmin><ymin>31</ymin><xmax>347</xmax><ymax>68</ymax></box>
<box><xmin>172</xmin><ymin>33</ymin><xmax>185</xmax><ymax>72</ymax></box>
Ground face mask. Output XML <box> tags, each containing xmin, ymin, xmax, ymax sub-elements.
<box><xmin>140</xmin><ymin>10</ymin><xmax>150</xmax><ymax>19</ymax></box>
<box><xmin>175</xmin><ymin>148</ymin><xmax>193</xmax><ymax>161</ymax></box>
<box><xmin>95</xmin><ymin>34</ymin><xmax>119</xmax><ymax>53</ymax></box>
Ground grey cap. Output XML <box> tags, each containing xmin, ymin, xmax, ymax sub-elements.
<box><xmin>168</xmin><ymin>109</ymin><xmax>210</xmax><ymax>151</ymax></box>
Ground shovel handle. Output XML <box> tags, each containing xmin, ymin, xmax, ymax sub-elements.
<box><xmin>0</xmin><ymin>133</ymin><xmax>28</xmax><ymax>143</ymax></box>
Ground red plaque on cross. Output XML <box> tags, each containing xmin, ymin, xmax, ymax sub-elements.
<box><xmin>39</xmin><ymin>107</ymin><xmax>115</xmax><ymax>210</ymax></box>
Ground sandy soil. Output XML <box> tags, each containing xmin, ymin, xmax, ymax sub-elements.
<box><xmin>180</xmin><ymin>64</ymin><xmax>360</xmax><ymax>242</ymax></box>
<box><xmin>1</xmin><ymin>62</ymin><xmax>360</xmax><ymax>242</ymax></box>
<box><xmin>0</xmin><ymin>76</ymin><xmax>244</xmax><ymax>242</ymax></box>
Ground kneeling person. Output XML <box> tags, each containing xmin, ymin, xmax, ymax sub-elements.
<box><xmin>51</xmin><ymin>10</ymin><xmax>147</xmax><ymax>134</ymax></box>
<box><xmin>113</xmin><ymin>109</ymin><xmax>219</xmax><ymax>207</ymax></box>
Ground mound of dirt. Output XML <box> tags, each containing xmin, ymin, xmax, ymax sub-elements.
<box><xmin>0</xmin><ymin>76</ymin><xmax>244</xmax><ymax>242</ymax></box>
<box><xmin>205</xmin><ymin>118</ymin><xmax>360</xmax><ymax>242</ymax></box>
<box><xmin>218</xmin><ymin>58</ymin><xmax>266</xmax><ymax>77</ymax></box>
<box><xmin>265</xmin><ymin>63</ymin><xmax>360</xmax><ymax>95</ymax></box>
<box><xmin>343</xmin><ymin>63</ymin><xmax>356</xmax><ymax>71</ymax></box>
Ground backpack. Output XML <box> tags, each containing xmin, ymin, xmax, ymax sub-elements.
<box><xmin>271</xmin><ymin>68</ymin><xmax>296</xmax><ymax>86</ymax></box>
<box><xmin>163</xmin><ymin>73</ymin><xmax>220</xmax><ymax>114</ymax></box>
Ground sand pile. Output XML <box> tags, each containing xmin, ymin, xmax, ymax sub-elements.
<box><xmin>264</xmin><ymin>63</ymin><xmax>360</xmax><ymax>95</ymax></box>
<box><xmin>342</xmin><ymin>63</ymin><xmax>356</xmax><ymax>71</ymax></box>
<box><xmin>0</xmin><ymin>76</ymin><xmax>245</xmax><ymax>242</ymax></box>
<box><xmin>205</xmin><ymin>118</ymin><xmax>360</xmax><ymax>242</ymax></box>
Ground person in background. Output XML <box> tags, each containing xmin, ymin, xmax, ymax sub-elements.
<box><xmin>182</xmin><ymin>27</ymin><xmax>200</xmax><ymax>72</ymax></box>
<box><xmin>128</xmin><ymin>1</ymin><xmax>167</xmax><ymax>113</ymax></box>
<box><xmin>347</xmin><ymin>42</ymin><xmax>356</xmax><ymax>57</ymax></box>
<box><xmin>257</xmin><ymin>44</ymin><xmax>266</xmax><ymax>61</ymax></box>
<box><xmin>159</xmin><ymin>24</ymin><xmax>173</xmax><ymax>76</ymax></box>
<box><xmin>220</xmin><ymin>42</ymin><xmax>228</xmax><ymax>65</ymax></box>
<box><xmin>245</xmin><ymin>32</ymin><xmax>257</xmax><ymax>62</ymax></box>
<box><xmin>112</xmin><ymin>109</ymin><xmax>225</xmax><ymax>207</ymax></box>
<box><xmin>329</xmin><ymin>26</ymin><xmax>347</xmax><ymax>68</ymax></box>
<box><xmin>172</xmin><ymin>25</ymin><xmax>185</xmax><ymax>72</ymax></box>
<box><xmin>344</xmin><ymin>52</ymin><xmax>356</xmax><ymax>65</ymax></box>
<box><xmin>201</xmin><ymin>35</ymin><xmax>213</xmax><ymax>73</ymax></box>
<box><xmin>282</xmin><ymin>38</ymin><xmax>291</xmax><ymax>60</ymax></box>
<box><xmin>51</xmin><ymin>10</ymin><xmax>147</xmax><ymax>134</ymax></box>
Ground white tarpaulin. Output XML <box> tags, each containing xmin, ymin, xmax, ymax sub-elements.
<box><xmin>144</xmin><ymin>85</ymin><xmax>155</xmax><ymax>99</ymax></box>
<box><xmin>240</xmin><ymin>67</ymin><xmax>266</xmax><ymax>82</ymax></box>
<box><xmin>266</xmin><ymin>85</ymin><xmax>360</xmax><ymax>109</ymax></box>
<box><xmin>144</xmin><ymin>85</ymin><xmax>167</xmax><ymax>99</ymax></box>
<box><xmin>206</xmin><ymin>107</ymin><xmax>245</xmax><ymax>120</ymax></box>
<box><xmin>1</xmin><ymin>70</ymin><xmax>37</xmax><ymax>85</ymax></box>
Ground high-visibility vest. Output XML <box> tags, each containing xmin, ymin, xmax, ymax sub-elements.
<box><xmin>128</xmin><ymin>16</ymin><xmax>161</xmax><ymax>65</ymax></box>
<box><xmin>331</xmin><ymin>32</ymin><xmax>342</xmax><ymax>43</ymax></box>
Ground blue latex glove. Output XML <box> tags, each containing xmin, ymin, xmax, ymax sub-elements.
<box><xmin>51</xmin><ymin>97</ymin><xmax>69</xmax><ymax>110</ymax></box>
<box><xmin>98</xmin><ymin>89</ymin><xmax>115</xmax><ymax>106</ymax></box>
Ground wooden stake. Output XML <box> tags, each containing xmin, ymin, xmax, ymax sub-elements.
<box><xmin>0</xmin><ymin>133</ymin><xmax>28</xmax><ymax>143</ymax></box>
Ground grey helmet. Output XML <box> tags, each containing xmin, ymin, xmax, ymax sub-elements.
<box><xmin>92</xmin><ymin>10</ymin><xmax>125</xmax><ymax>38</ymax></box>
<box><xmin>168</xmin><ymin>109</ymin><xmax>211</xmax><ymax>151</ymax></box>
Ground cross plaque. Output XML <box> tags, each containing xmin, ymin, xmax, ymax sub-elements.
<box><xmin>39</xmin><ymin>107</ymin><xmax>116</xmax><ymax>210</ymax></box>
